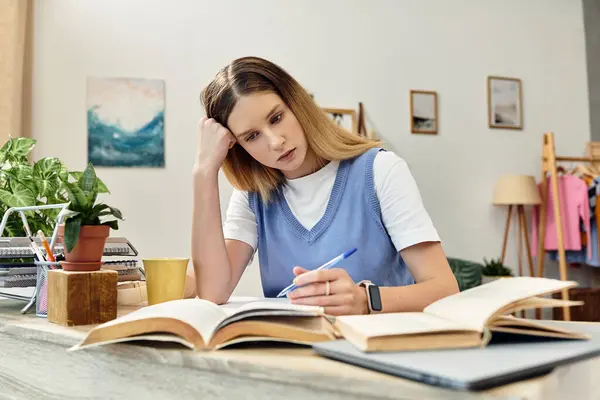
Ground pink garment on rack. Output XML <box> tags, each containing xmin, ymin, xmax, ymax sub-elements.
<box><xmin>531</xmin><ymin>175</ymin><xmax>591</xmax><ymax>259</ymax></box>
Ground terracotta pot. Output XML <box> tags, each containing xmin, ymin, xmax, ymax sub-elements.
<box><xmin>57</xmin><ymin>224</ymin><xmax>110</xmax><ymax>263</ymax></box>
<box><xmin>60</xmin><ymin>261</ymin><xmax>103</xmax><ymax>272</ymax></box>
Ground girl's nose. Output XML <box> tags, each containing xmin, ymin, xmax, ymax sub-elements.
<box><xmin>268</xmin><ymin>131</ymin><xmax>285</xmax><ymax>150</ymax></box>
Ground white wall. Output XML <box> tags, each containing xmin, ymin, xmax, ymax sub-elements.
<box><xmin>30</xmin><ymin>0</ymin><xmax>591</xmax><ymax>296</ymax></box>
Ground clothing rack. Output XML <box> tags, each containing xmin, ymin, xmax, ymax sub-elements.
<box><xmin>537</xmin><ymin>132</ymin><xmax>600</xmax><ymax>321</ymax></box>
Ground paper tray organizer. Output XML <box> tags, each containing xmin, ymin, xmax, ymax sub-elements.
<box><xmin>0</xmin><ymin>203</ymin><xmax>142</xmax><ymax>314</ymax></box>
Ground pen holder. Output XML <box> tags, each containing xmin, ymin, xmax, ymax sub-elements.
<box><xmin>35</xmin><ymin>261</ymin><xmax>61</xmax><ymax>318</ymax></box>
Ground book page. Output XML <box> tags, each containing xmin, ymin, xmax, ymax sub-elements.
<box><xmin>424</xmin><ymin>277</ymin><xmax>577</xmax><ymax>331</ymax></box>
<box><xmin>212</xmin><ymin>298</ymin><xmax>325</xmax><ymax>336</ymax></box>
<box><xmin>489</xmin><ymin>315</ymin><xmax>591</xmax><ymax>339</ymax></box>
<box><xmin>218</xmin><ymin>296</ymin><xmax>288</xmax><ymax>316</ymax></box>
<box><xmin>69</xmin><ymin>334</ymin><xmax>196</xmax><ymax>352</ymax></box>
<box><xmin>236</xmin><ymin>298</ymin><xmax>323</xmax><ymax>313</ymax></box>
<box><xmin>498</xmin><ymin>297</ymin><xmax>583</xmax><ymax>315</ymax></box>
<box><xmin>218</xmin><ymin>296</ymin><xmax>324</xmax><ymax>315</ymax></box>
<box><xmin>93</xmin><ymin>298</ymin><xmax>228</xmax><ymax>343</ymax></box>
<box><xmin>335</xmin><ymin>312</ymin><xmax>474</xmax><ymax>337</ymax></box>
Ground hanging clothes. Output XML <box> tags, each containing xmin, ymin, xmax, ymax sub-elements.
<box><xmin>547</xmin><ymin>219</ymin><xmax>600</xmax><ymax>266</ymax></box>
<box><xmin>594</xmin><ymin>183</ymin><xmax>600</xmax><ymax>259</ymax></box>
<box><xmin>588</xmin><ymin>177</ymin><xmax>600</xmax><ymax>212</ymax></box>
<box><xmin>547</xmin><ymin>174</ymin><xmax>600</xmax><ymax>267</ymax></box>
<box><xmin>586</xmin><ymin>175</ymin><xmax>600</xmax><ymax>266</ymax></box>
<box><xmin>585</xmin><ymin>176</ymin><xmax>598</xmax><ymax>264</ymax></box>
<box><xmin>531</xmin><ymin>174</ymin><xmax>591</xmax><ymax>259</ymax></box>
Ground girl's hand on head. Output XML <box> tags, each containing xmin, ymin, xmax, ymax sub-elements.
<box><xmin>193</xmin><ymin>117</ymin><xmax>236</xmax><ymax>176</ymax></box>
<box><xmin>287</xmin><ymin>266</ymin><xmax>369</xmax><ymax>316</ymax></box>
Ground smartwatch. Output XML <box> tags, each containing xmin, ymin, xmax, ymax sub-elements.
<box><xmin>358</xmin><ymin>280</ymin><xmax>382</xmax><ymax>313</ymax></box>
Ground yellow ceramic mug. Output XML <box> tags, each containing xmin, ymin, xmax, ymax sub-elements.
<box><xmin>142</xmin><ymin>258</ymin><xmax>189</xmax><ymax>305</ymax></box>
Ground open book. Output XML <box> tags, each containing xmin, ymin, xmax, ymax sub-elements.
<box><xmin>334</xmin><ymin>277</ymin><xmax>591</xmax><ymax>352</ymax></box>
<box><xmin>70</xmin><ymin>298</ymin><xmax>337</xmax><ymax>351</ymax></box>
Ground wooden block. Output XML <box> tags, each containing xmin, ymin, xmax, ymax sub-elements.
<box><xmin>48</xmin><ymin>269</ymin><xmax>118</xmax><ymax>326</ymax></box>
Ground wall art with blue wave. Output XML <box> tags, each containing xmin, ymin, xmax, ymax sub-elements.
<box><xmin>87</xmin><ymin>77</ymin><xmax>165</xmax><ymax>167</ymax></box>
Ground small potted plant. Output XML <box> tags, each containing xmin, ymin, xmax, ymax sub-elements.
<box><xmin>57</xmin><ymin>163</ymin><xmax>123</xmax><ymax>271</ymax></box>
<box><xmin>481</xmin><ymin>257</ymin><xmax>513</xmax><ymax>284</ymax></box>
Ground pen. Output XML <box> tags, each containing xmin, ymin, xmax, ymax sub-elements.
<box><xmin>37</xmin><ymin>230</ymin><xmax>56</xmax><ymax>263</ymax></box>
<box><xmin>27</xmin><ymin>235</ymin><xmax>46</xmax><ymax>263</ymax></box>
<box><xmin>20</xmin><ymin>213</ymin><xmax>45</xmax><ymax>262</ymax></box>
<box><xmin>276</xmin><ymin>248</ymin><xmax>357</xmax><ymax>298</ymax></box>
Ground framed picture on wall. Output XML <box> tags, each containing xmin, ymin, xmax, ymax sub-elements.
<box><xmin>410</xmin><ymin>90</ymin><xmax>438</xmax><ymax>134</ymax></box>
<box><xmin>322</xmin><ymin>107</ymin><xmax>358</xmax><ymax>134</ymax></box>
<box><xmin>87</xmin><ymin>77</ymin><xmax>166</xmax><ymax>168</ymax></box>
<box><xmin>487</xmin><ymin>76</ymin><xmax>523</xmax><ymax>130</ymax></box>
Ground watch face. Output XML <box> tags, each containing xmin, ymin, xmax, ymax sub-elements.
<box><xmin>367</xmin><ymin>285</ymin><xmax>382</xmax><ymax>311</ymax></box>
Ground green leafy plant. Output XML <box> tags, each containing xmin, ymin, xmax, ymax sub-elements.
<box><xmin>60</xmin><ymin>162</ymin><xmax>123</xmax><ymax>253</ymax></box>
<box><xmin>0</xmin><ymin>137</ymin><xmax>65</xmax><ymax>236</ymax></box>
<box><xmin>482</xmin><ymin>257</ymin><xmax>513</xmax><ymax>277</ymax></box>
<box><xmin>0</xmin><ymin>136</ymin><xmax>111</xmax><ymax>238</ymax></box>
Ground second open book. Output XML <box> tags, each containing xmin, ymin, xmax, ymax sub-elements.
<box><xmin>335</xmin><ymin>276</ymin><xmax>590</xmax><ymax>351</ymax></box>
<box><xmin>71</xmin><ymin>277</ymin><xmax>590</xmax><ymax>352</ymax></box>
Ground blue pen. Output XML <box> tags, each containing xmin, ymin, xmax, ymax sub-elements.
<box><xmin>276</xmin><ymin>248</ymin><xmax>357</xmax><ymax>298</ymax></box>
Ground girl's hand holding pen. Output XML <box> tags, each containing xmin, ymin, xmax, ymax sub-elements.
<box><xmin>287</xmin><ymin>266</ymin><xmax>369</xmax><ymax>316</ymax></box>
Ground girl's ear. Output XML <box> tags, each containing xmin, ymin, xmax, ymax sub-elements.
<box><xmin>228</xmin><ymin>133</ymin><xmax>237</xmax><ymax>149</ymax></box>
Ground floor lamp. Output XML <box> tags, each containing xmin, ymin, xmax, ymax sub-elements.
<box><xmin>492</xmin><ymin>175</ymin><xmax>542</xmax><ymax>278</ymax></box>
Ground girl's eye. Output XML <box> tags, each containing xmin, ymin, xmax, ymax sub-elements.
<box><xmin>246</xmin><ymin>132</ymin><xmax>259</xmax><ymax>142</ymax></box>
<box><xmin>271</xmin><ymin>113</ymin><xmax>283</xmax><ymax>124</ymax></box>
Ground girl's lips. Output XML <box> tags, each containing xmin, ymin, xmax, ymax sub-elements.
<box><xmin>278</xmin><ymin>148</ymin><xmax>296</xmax><ymax>162</ymax></box>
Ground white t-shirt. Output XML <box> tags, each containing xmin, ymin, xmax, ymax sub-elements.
<box><xmin>223</xmin><ymin>151</ymin><xmax>440</xmax><ymax>252</ymax></box>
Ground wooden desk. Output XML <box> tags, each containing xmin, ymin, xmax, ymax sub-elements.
<box><xmin>0</xmin><ymin>299</ymin><xmax>598</xmax><ymax>400</ymax></box>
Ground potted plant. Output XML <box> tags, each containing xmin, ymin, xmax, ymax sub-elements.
<box><xmin>481</xmin><ymin>257</ymin><xmax>513</xmax><ymax>284</ymax></box>
<box><xmin>57</xmin><ymin>162</ymin><xmax>123</xmax><ymax>271</ymax></box>
<box><xmin>0</xmin><ymin>136</ymin><xmax>110</xmax><ymax>234</ymax></box>
<box><xmin>0</xmin><ymin>137</ymin><xmax>69</xmax><ymax>237</ymax></box>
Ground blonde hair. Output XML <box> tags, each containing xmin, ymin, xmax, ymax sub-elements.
<box><xmin>200</xmin><ymin>56</ymin><xmax>381</xmax><ymax>202</ymax></box>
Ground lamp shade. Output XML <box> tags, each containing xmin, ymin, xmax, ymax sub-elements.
<box><xmin>492</xmin><ymin>175</ymin><xmax>541</xmax><ymax>205</ymax></box>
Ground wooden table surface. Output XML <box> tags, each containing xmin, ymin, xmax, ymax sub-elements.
<box><xmin>0</xmin><ymin>298</ymin><xmax>599</xmax><ymax>400</ymax></box>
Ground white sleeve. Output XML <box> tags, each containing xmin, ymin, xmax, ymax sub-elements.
<box><xmin>223</xmin><ymin>189</ymin><xmax>258</xmax><ymax>251</ymax></box>
<box><xmin>373</xmin><ymin>151</ymin><xmax>441</xmax><ymax>252</ymax></box>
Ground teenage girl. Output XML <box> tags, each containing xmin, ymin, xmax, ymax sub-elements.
<box><xmin>189</xmin><ymin>56</ymin><xmax>458</xmax><ymax>315</ymax></box>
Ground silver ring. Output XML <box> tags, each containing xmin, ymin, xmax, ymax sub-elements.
<box><xmin>325</xmin><ymin>281</ymin><xmax>330</xmax><ymax>296</ymax></box>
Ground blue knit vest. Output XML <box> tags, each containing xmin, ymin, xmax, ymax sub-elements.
<box><xmin>248</xmin><ymin>148</ymin><xmax>414</xmax><ymax>297</ymax></box>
